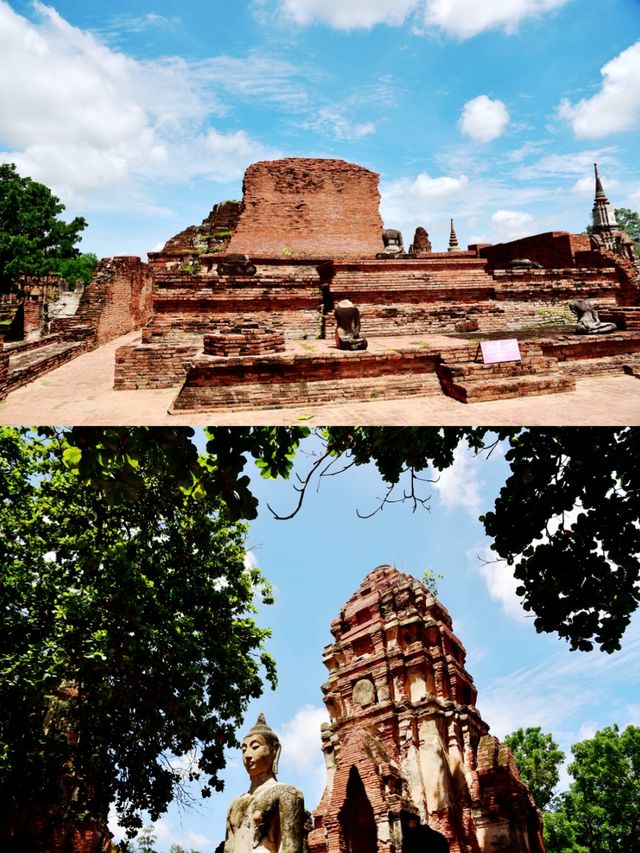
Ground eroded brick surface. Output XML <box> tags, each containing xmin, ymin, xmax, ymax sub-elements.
<box><xmin>310</xmin><ymin>566</ymin><xmax>545</xmax><ymax>853</ymax></box>
<box><xmin>227</xmin><ymin>159</ymin><xmax>385</xmax><ymax>259</ymax></box>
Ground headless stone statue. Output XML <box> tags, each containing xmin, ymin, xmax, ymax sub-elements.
<box><xmin>377</xmin><ymin>229</ymin><xmax>404</xmax><ymax>258</ymax></box>
<box><xmin>224</xmin><ymin>714</ymin><xmax>305</xmax><ymax>853</ymax></box>
<box><xmin>569</xmin><ymin>299</ymin><xmax>617</xmax><ymax>335</ymax></box>
<box><xmin>410</xmin><ymin>227</ymin><xmax>432</xmax><ymax>254</ymax></box>
<box><xmin>334</xmin><ymin>299</ymin><xmax>368</xmax><ymax>351</ymax></box>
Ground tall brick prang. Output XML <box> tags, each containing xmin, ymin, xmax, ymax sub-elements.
<box><xmin>226</xmin><ymin>159</ymin><xmax>385</xmax><ymax>259</ymax></box>
<box><xmin>309</xmin><ymin>566</ymin><xmax>545</xmax><ymax>853</ymax></box>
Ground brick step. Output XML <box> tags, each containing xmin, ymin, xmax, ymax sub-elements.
<box><xmin>438</xmin><ymin>355</ymin><xmax>558</xmax><ymax>382</ymax></box>
<box><xmin>440</xmin><ymin>371</ymin><xmax>575</xmax><ymax>403</ymax></box>
<box><xmin>560</xmin><ymin>354</ymin><xmax>640</xmax><ymax>377</ymax></box>
<box><xmin>171</xmin><ymin>371</ymin><xmax>442</xmax><ymax>413</ymax></box>
<box><xmin>436</xmin><ymin>343</ymin><xmax>544</xmax><ymax>364</ymax></box>
<box><xmin>7</xmin><ymin>340</ymin><xmax>88</xmax><ymax>394</ymax></box>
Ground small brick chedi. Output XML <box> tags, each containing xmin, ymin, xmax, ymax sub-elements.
<box><xmin>309</xmin><ymin>566</ymin><xmax>544</xmax><ymax>853</ymax></box>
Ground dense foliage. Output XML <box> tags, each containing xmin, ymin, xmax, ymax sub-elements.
<box><xmin>545</xmin><ymin>725</ymin><xmax>640</xmax><ymax>853</ymax></box>
<box><xmin>0</xmin><ymin>428</ymin><xmax>275</xmax><ymax>840</ymax></box>
<box><xmin>0</xmin><ymin>163</ymin><xmax>87</xmax><ymax>291</ymax></box>
<box><xmin>504</xmin><ymin>727</ymin><xmax>564</xmax><ymax>810</ymax></box>
<box><xmin>614</xmin><ymin>207</ymin><xmax>640</xmax><ymax>253</ymax></box>
<box><xmin>54</xmin><ymin>251</ymin><xmax>98</xmax><ymax>286</ymax></box>
<box><xmin>59</xmin><ymin>426</ymin><xmax>640</xmax><ymax>653</ymax></box>
<box><xmin>481</xmin><ymin>429</ymin><xmax>640</xmax><ymax>652</ymax></box>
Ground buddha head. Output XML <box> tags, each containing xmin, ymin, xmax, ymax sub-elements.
<box><xmin>241</xmin><ymin>712</ymin><xmax>281</xmax><ymax>780</ymax></box>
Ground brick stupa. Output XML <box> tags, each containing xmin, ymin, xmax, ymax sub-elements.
<box><xmin>226</xmin><ymin>158</ymin><xmax>385</xmax><ymax>259</ymax></box>
<box><xmin>309</xmin><ymin>566</ymin><xmax>545</xmax><ymax>853</ymax></box>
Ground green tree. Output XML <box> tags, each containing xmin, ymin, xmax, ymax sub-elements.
<box><xmin>503</xmin><ymin>727</ymin><xmax>564</xmax><ymax>810</ymax></box>
<box><xmin>0</xmin><ymin>163</ymin><xmax>87</xmax><ymax>291</ymax></box>
<box><xmin>136</xmin><ymin>826</ymin><xmax>158</xmax><ymax>853</ymax></box>
<box><xmin>547</xmin><ymin>725</ymin><xmax>640</xmax><ymax>853</ymax></box>
<box><xmin>614</xmin><ymin>207</ymin><xmax>640</xmax><ymax>253</ymax></box>
<box><xmin>543</xmin><ymin>806</ymin><xmax>588</xmax><ymax>853</ymax></box>
<box><xmin>59</xmin><ymin>426</ymin><xmax>640</xmax><ymax>653</ymax></box>
<box><xmin>0</xmin><ymin>428</ymin><xmax>276</xmax><ymax>848</ymax></box>
<box><xmin>54</xmin><ymin>251</ymin><xmax>98</xmax><ymax>286</ymax></box>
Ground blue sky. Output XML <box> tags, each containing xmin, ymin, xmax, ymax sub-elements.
<box><xmin>1</xmin><ymin>0</ymin><xmax>640</xmax><ymax>259</ymax></box>
<box><xmin>108</xmin><ymin>434</ymin><xmax>640</xmax><ymax>851</ymax></box>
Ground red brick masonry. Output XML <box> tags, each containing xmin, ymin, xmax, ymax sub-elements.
<box><xmin>227</xmin><ymin>158</ymin><xmax>385</xmax><ymax>259</ymax></box>
<box><xmin>309</xmin><ymin>566</ymin><xmax>545</xmax><ymax>853</ymax></box>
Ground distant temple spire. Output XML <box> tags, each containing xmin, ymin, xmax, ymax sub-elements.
<box><xmin>588</xmin><ymin>163</ymin><xmax>638</xmax><ymax>260</ymax></box>
<box><xmin>448</xmin><ymin>218</ymin><xmax>460</xmax><ymax>252</ymax></box>
<box><xmin>592</xmin><ymin>163</ymin><xmax>618</xmax><ymax>233</ymax></box>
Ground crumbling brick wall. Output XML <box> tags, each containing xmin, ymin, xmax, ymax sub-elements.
<box><xmin>53</xmin><ymin>257</ymin><xmax>153</xmax><ymax>345</ymax></box>
<box><xmin>227</xmin><ymin>159</ymin><xmax>385</xmax><ymax>259</ymax></box>
<box><xmin>481</xmin><ymin>232</ymin><xmax>591</xmax><ymax>269</ymax></box>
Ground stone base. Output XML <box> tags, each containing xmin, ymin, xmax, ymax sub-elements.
<box><xmin>170</xmin><ymin>345</ymin><xmax>441</xmax><ymax>412</ymax></box>
<box><xmin>436</xmin><ymin>344</ymin><xmax>576</xmax><ymax>403</ymax></box>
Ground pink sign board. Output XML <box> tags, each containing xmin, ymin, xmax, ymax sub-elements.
<box><xmin>480</xmin><ymin>338</ymin><xmax>522</xmax><ymax>364</ymax></box>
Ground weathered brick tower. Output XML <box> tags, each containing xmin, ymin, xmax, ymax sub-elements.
<box><xmin>308</xmin><ymin>566</ymin><xmax>545</xmax><ymax>853</ymax></box>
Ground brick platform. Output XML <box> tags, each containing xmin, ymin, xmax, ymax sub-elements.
<box><xmin>170</xmin><ymin>342</ymin><xmax>443</xmax><ymax>412</ymax></box>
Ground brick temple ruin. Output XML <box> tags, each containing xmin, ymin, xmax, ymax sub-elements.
<box><xmin>1</xmin><ymin>158</ymin><xmax>639</xmax><ymax>407</ymax></box>
<box><xmin>309</xmin><ymin>566</ymin><xmax>544</xmax><ymax>853</ymax></box>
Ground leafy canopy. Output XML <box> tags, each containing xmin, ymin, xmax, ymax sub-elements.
<box><xmin>545</xmin><ymin>725</ymin><xmax>640</xmax><ymax>853</ymax></box>
<box><xmin>59</xmin><ymin>427</ymin><xmax>640</xmax><ymax>654</ymax></box>
<box><xmin>613</xmin><ymin>208</ymin><xmax>640</xmax><ymax>252</ymax></box>
<box><xmin>503</xmin><ymin>727</ymin><xmax>564</xmax><ymax>810</ymax></box>
<box><xmin>0</xmin><ymin>163</ymin><xmax>87</xmax><ymax>291</ymax></box>
<box><xmin>0</xmin><ymin>427</ymin><xmax>276</xmax><ymax>838</ymax></box>
<box><xmin>54</xmin><ymin>252</ymin><xmax>98</xmax><ymax>286</ymax></box>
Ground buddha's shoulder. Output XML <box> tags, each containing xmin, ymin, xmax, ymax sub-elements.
<box><xmin>254</xmin><ymin>782</ymin><xmax>304</xmax><ymax>809</ymax></box>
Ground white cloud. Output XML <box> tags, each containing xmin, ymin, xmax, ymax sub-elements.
<box><xmin>459</xmin><ymin>96</ymin><xmax>510</xmax><ymax>143</ymax></box>
<box><xmin>280</xmin><ymin>0</ymin><xmax>419</xmax><ymax>29</ymax></box>
<box><xmin>408</xmin><ymin>172</ymin><xmax>470</xmax><ymax>201</ymax></box>
<box><xmin>491</xmin><ymin>209</ymin><xmax>534</xmax><ymax>241</ymax></box>
<box><xmin>558</xmin><ymin>41</ymin><xmax>640</xmax><ymax>139</ymax></box>
<box><xmin>277</xmin><ymin>704</ymin><xmax>328</xmax><ymax>774</ymax></box>
<box><xmin>513</xmin><ymin>148</ymin><xmax>618</xmax><ymax>180</ymax></box>
<box><xmin>380</xmin><ymin>171</ymin><xmax>551</xmax><ymax>250</ymax></box>
<box><xmin>279</xmin><ymin>0</ymin><xmax>570</xmax><ymax>37</ymax></box>
<box><xmin>316</xmin><ymin>107</ymin><xmax>376</xmax><ymax>140</ymax></box>
<box><xmin>471</xmin><ymin>544</ymin><xmax>526</xmax><ymax>621</ymax></box>
<box><xmin>433</xmin><ymin>442</ymin><xmax>484</xmax><ymax>518</ymax></box>
<box><xmin>422</xmin><ymin>0</ymin><xmax>569</xmax><ymax>39</ymax></box>
<box><xmin>478</xmin><ymin>619</ymin><xmax>640</xmax><ymax>740</ymax></box>
<box><xmin>571</xmin><ymin>174</ymin><xmax>619</xmax><ymax>195</ymax></box>
<box><xmin>0</xmin><ymin>2</ymin><xmax>279</xmax><ymax>209</ymax></box>
<box><xmin>277</xmin><ymin>705</ymin><xmax>328</xmax><ymax>804</ymax></box>
<box><xmin>152</xmin><ymin>818</ymin><xmax>212</xmax><ymax>851</ymax></box>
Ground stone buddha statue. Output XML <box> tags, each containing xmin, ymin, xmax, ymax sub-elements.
<box><xmin>224</xmin><ymin>714</ymin><xmax>305</xmax><ymax>853</ymax></box>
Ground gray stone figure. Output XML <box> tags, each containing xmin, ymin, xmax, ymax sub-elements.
<box><xmin>569</xmin><ymin>299</ymin><xmax>617</xmax><ymax>335</ymax></box>
<box><xmin>377</xmin><ymin>229</ymin><xmax>404</xmax><ymax>258</ymax></box>
<box><xmin>224</xmin><ymin>714</ymin><xmax>305</xmax><ymax>853</ymax></box>
<box><xmin>217</xmin><ymin>254</ymin><xmax>257</xmax><ymax>277</ymax></box>
<box><xmin>334</xmin><ymin>299</ymin><xmax>368</xmax><ymax>351</ymax></box>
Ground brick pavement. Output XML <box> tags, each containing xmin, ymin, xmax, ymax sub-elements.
<box><xmin>1</xmin><ymin>330</ymin><xmax>639</xmax><ymax>426</ymax></box>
